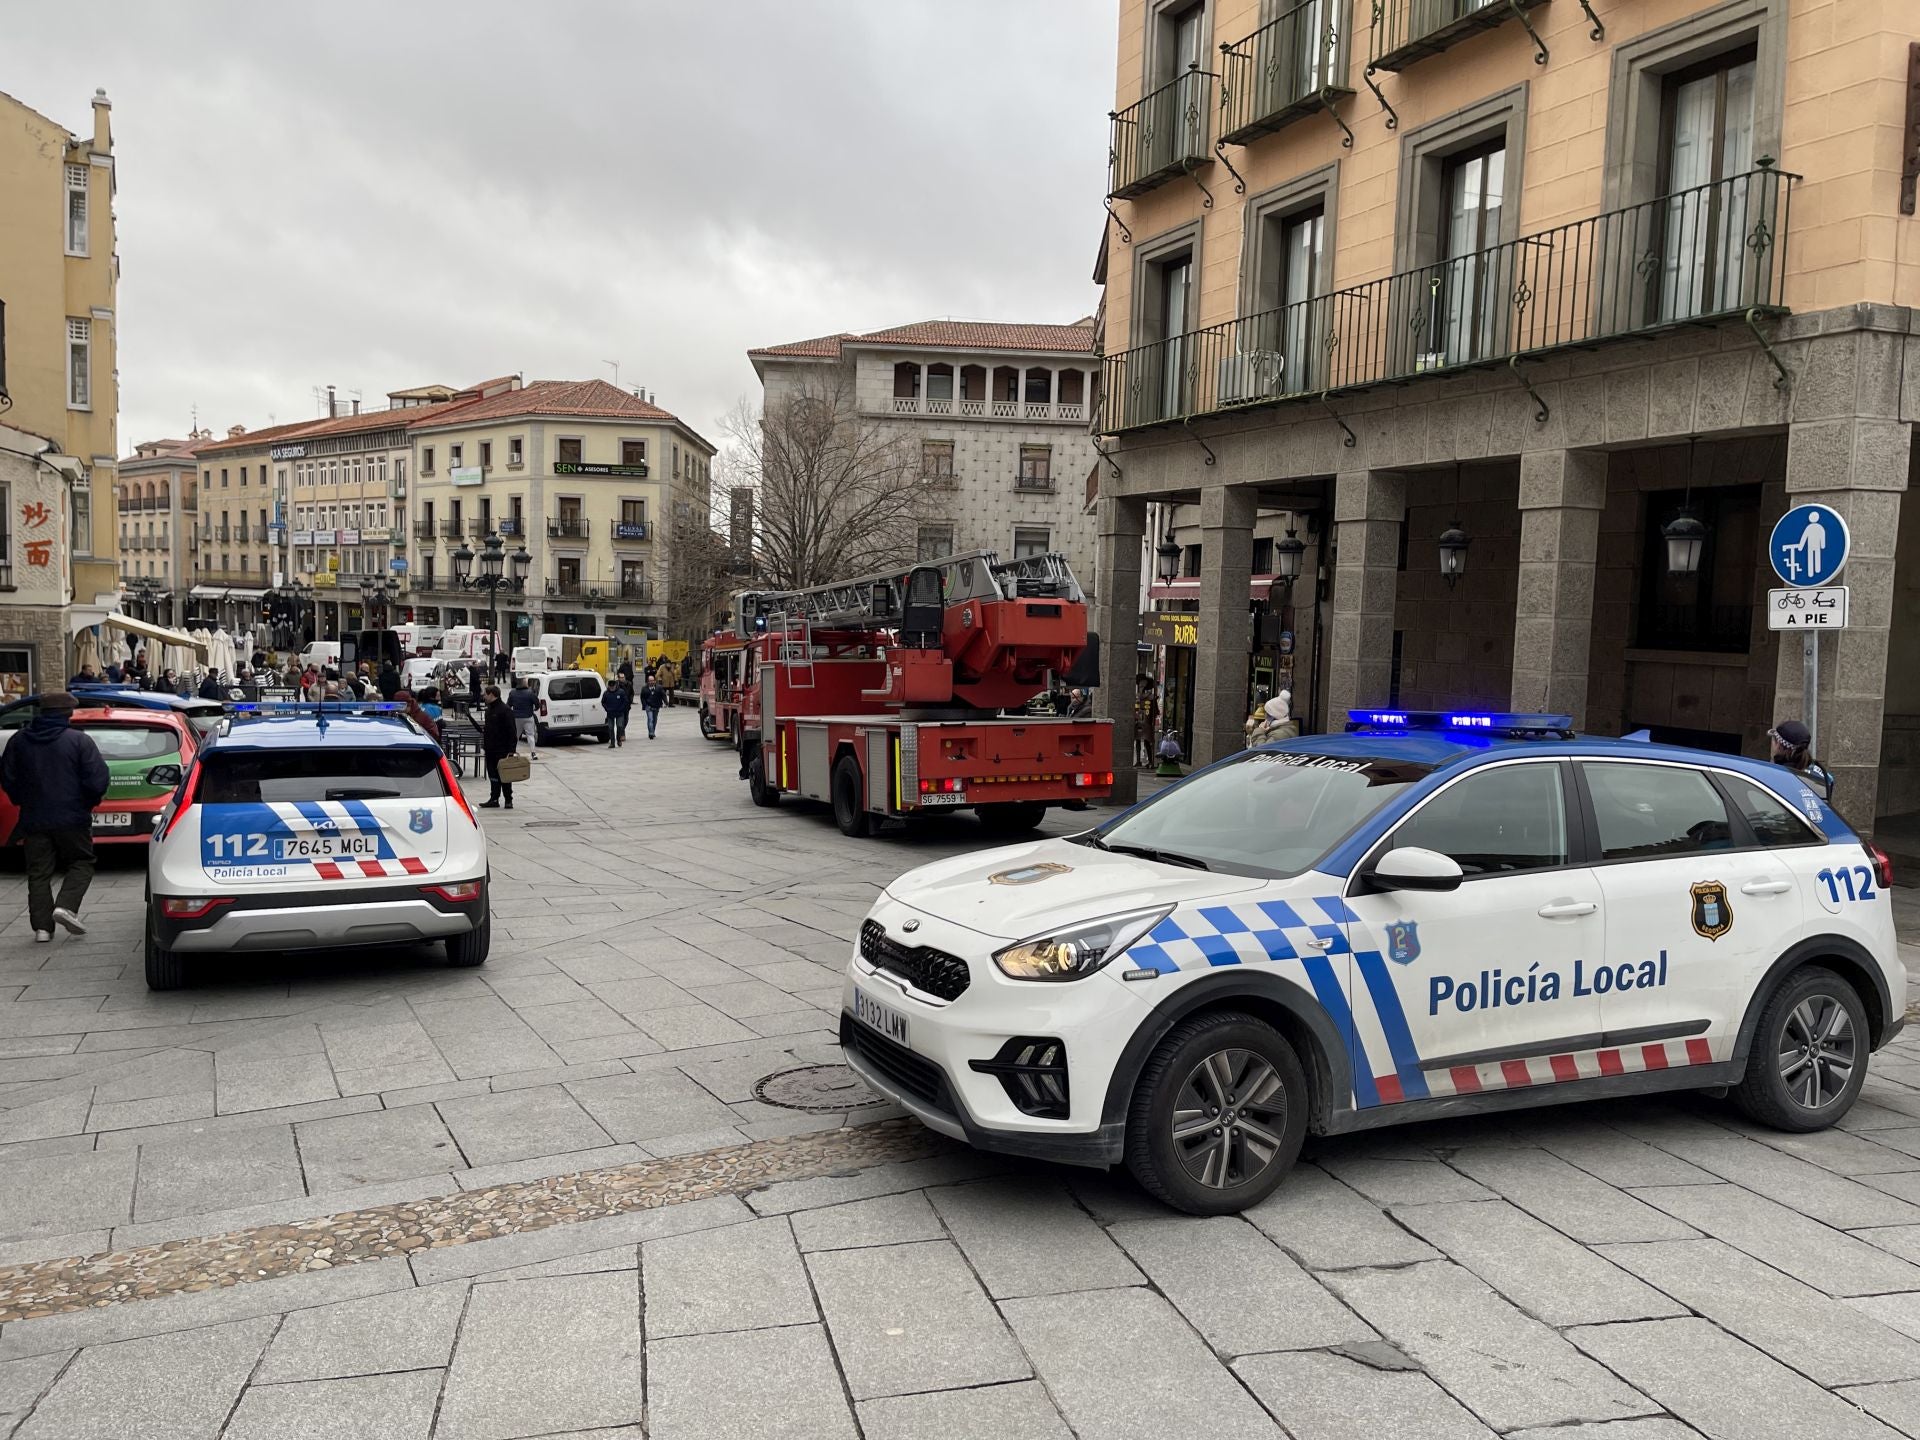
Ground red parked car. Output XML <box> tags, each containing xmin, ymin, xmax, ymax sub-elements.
<box><xmin>0</xmin><ymin>702</ymin><xmax>200</xmax><ymax>846</ymax></box>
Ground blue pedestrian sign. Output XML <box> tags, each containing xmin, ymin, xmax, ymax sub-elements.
<box><xmin>1769</xmin><ymin>503</ymin><xmax>1849</xmax><ymax>587</ymax></box>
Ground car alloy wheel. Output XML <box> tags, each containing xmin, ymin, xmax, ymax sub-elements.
<box><xmin>1171</xmin><ymin>1047</ymin><xmax>1290</xmax><ymax>1191</ymax></box>
<box><xmin>1778</xmin><ymin>994</ymin><xmax>1856</xmax><ymax>1109</ymax></box>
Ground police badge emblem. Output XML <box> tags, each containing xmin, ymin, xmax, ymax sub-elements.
<box><xmin>409</xmin><ymin>807</ymin><xmax>434</xmax><ymax>835</ymax></box>
<box><xmin>1690</xmin><ymin>880</ymin><xmax>1732</xmax><ymax>941</ymax></box>
<box><xmin>1385</xmin><ymin>920</ymin><xmax>1420</xmax><ymax>965</ymax></box>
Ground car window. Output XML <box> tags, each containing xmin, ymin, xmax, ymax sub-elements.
<box><xmin>198</xmin><ymin>748</ymin><xmax>447</xmax><ymax>803</ymax></box>
<box><xmin>1584</xmin><ymin>761</ymin><xmax>1733</xmax><ymax>860</ymax></box>
<box><xmin>74</xmin><ymin>724</ymin><xmax>179</xmax><ymax>761</ymax></box>
<box><xmin>578</xmin><ymin>676</ymin><xmax>602</xmax><ymax>698</ymax></box>
<box><xmin>550</xmin><ymin>677</ymin><xmax>580</xmax><ymax>701</ymax></box>
<box><xmin>1093</xmin><ymin>750</ymin><xmax>1432</xmax><ymax>878</ymax></box>
<box><xmin>1722</xmin><ymin>773</ymin><xmax>1820</xmax><ymax>847</ymax></box>
<box><xmin>1389</xmin><ymin>762</ymin><xmax>1569</xmax><ymax>875</ymax></box>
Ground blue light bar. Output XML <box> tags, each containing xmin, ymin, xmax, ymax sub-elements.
<box><xmin>229</xmin><ymin>701</ymin><xmax>404</xmax><ymax>714</ymax></box>
<box><xmin>1345</xmin><ymin>709</ymin><xmax>1574</xmax><ymax>736</ymax></box>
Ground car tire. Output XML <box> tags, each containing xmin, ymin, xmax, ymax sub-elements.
<box><xmin>747</xmin><ymin>747</ymin><xmax>780</xmax><ymax>808</ymax></box>
<box><xmin>1125</xmin><ymin>1010</ymin><xmax>1309</xmax><ymax>1215</ymax></box>
<box><xmin>597</xmin><ymin>728</ymin><xmax>613</xmax><ymax>745</ymax></box>
<box><xmin>446</xmin><ymin>910</ymin><xmax>491</xmax><ymax>968</ymax></box>
<box><xmin>832</xmin><ymin>755</ymin><xmax>871</xmax><ymax>838</ymax></box>
<box><xmin>978</xmin><ymin>802</ymin><xmax>1047</xmax><ymax>836</ymax></box>
<box><xmin>144</xmin><ymin>925</ymin><xmax>187</xmax><ymax>991</ymax></box>
<box><xmin>536</xmin><ymin>724</ymin><xmax>550</xmax><ymax>745</ymax></box>
<box><xmin>1733</xmin><ymin>964</ymin><xmax>1868</xmax><ymax>1132</ymax></box>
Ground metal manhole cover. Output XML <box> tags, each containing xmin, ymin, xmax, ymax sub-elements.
<box><xmin>521</xmin><ymin>820</ymin><xmax>580</xmax><ymax>829</ymax></box>
<box><xmin>753</xmin><ymin>1064</ymin><xmax>889</xmax><ymax>1112</ymax></box>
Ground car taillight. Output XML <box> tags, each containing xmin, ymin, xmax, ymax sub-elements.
<box><xmin>160</xmin><ymin>896</ymin><xmax>232</xmax><ymax>919</ymax></box>
<box><xmin>160</xmin><ymin>761</ymin><xmax>200</xmax><ymax>841</ymax></box>
<box><xmin>538</xmin><ymin>699</ymin><xmax>548</xmax><ymax>717</ymax></box>
<box><xmin>1869</xmin><ymin>843</ymin><xmax>1894</xmax><ymax>891</ymax></box>
<box><xmin>424</xmin><ymin>880</ymin><xmax>483</xmax><ymax>903</ymax></box>
<box><xmin>1070</xmin><ymin>771</ymin><xmax>1114</xmax><ymax>788</ymax></box>
<box><xmin>438</xmin><ymin>755</ymin><xmax>477</xmax><ymax>826</ymax></box>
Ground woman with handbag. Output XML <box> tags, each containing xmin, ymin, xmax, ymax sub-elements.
<box><xmin>480</xmin><ymin>686</ymin><xmax>521</xmax><ymax>810</ymax></box>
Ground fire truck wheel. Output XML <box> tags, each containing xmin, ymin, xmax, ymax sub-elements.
<box><xmin>832</xmin><ymin>755</ymin><xmax>872</xmax><ymax>838</ymax></box>
<box><xmin>699</xmin><ymin>706</ymin><xmax>716</xmax><ymax>738</ymax></box>
<box><xmin>731</xmin><ymin>714</ymin><xmax>744</xmax><ymax>753</ymax></box>
<box><xmin>747</xmin><ymin>747</ymin><xmax>780</xmax><ymax>808</ymax></box>
<box><xmin>979</xmin><ymin>802</ymin><xmax>1047</xmax><ymax>836</ymax></box>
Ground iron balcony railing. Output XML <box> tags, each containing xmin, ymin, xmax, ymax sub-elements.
<box><xmin>1220</xmin><ymin>0</ymin><xmax>1351</xmax><ymax>145</ymax></box>
<box><xmin>1369</xmin><ymin>0</ymin><xmax>1547</xmax><ymax>72</ymax></box>
<box><xmin>619</xmin><ymin>577</ymin><xmax>653</xmax><ymax>602</ymax></box>
<box><xmin>1109</xmin><ymin>65</ymin><xmax>1215</xmax><ymax>199</ymax></box>
<box><xmin>548</xmin><ymin>516</ymin><xmax>589</xmax><ymax>539</ymax></box>
<box><xmin>1101</xmin><ymin>165</ymin><xmax>1796</xmax><ymax>433</ymax></box>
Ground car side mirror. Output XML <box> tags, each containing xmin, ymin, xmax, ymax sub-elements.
<box><xmin>1365</xmin><ymin>846</ymin><xmax>1464</xmax><ymax>893</ymax></box>
<box><xmin>145</xmin><ymin>764</ymin><xmax>182</xmax><ymax>787</ymax></box>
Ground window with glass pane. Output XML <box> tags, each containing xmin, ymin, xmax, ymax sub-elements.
<box><xmin>1427</xmin><ymin>144</ymin><xmax>1506</xmax><ymax>367</ymax></box>
<box><xmin>916</xmin><ymin>525</ymin><xmax>954</xmax><ymax>561</ymax></box>
<box><xmin>1656</xmin><ymin>51</ymin><xmax>1757</xmax><ymax>321</ymax></box>
<box><xmin>557</xmin><ymin>438</ymin><xmax>583</xmax><ymax>465</ymax></box>
<box><xmin>1013</xmin><ymin>527</ymin><xmax>1051</xmax><ymax>559</ymax></box>
<box><xmin>921</xmin><ymin>441</ymin><xmax>954</xmax><ymax>478</ymax></box>
<box><xmin>1150</xmin><ymin>253</ymin><xmax>1194</xmax><ymax>423</ymax></box>
<box><xmin>620</xmin><ymin>440</ymin><xmax>646</xmax><ymax>467</ymax></box>
<box><xmin>1274</xmin><ymin>208</ymin><xmax>1323</xmax><ymax>391</ymax></box>
<box><xmin>1390</xmin><ymin>763</ymin><xmax>1568</xmax><ymax>874</ymax></box>
<box><xmin>620</xmin><ymin>500</ymin><xmax>646</xmax><ymax>526</ymax></box>
<box><xmin>67</xmin><ymin>318</ymin><xmax>90</xmax><ymax>408</ymax></box>
<box><xmin>1019</xmin><ymin>446</ymin><xmax>1052</xmax><ymax>485</ymax></box>
<box><xmin>65</xmin><ymin>165</ymin><xmax>88</xmax><ymax>256</ymax></box>
<box><xmin>1722</xmin><ymin>774</ymin><xmax>1819</xmax><ymax>847</ymax></box>
<box><xmin>1584</xmin><ymin>762</ymin><xmax>1733</xmax><ymax>859</ymax></box>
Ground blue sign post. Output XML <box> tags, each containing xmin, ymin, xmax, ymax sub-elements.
<box><xmin>1768</xmin><ymin>503</ymin><xmax>1849</xmax><ymax>587</ymax></box>
<box><xmin>1768</xmin><ymin>502</ymin><xmax>1851</xmax><ymax>757</ymax></box>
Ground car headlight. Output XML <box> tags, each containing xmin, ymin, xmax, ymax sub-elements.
<box><xmin>991</xmin><ymin>906</ymin><xmax>1173</xmax><ymax>982</ymax></box>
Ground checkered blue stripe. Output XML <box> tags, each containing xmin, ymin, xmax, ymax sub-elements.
<box><xmin>1124</xmin><ymin>895</ymin><xmax>1357</xmax><ymax>975</ymax></box>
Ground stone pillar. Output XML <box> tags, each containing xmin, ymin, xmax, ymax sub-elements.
<box><xmin>1326</xmin><ymin>470</ymin><xmax>1407</xmax><ymax>720</ymax></box>
<box><xmin>1192</xmin><ymin>485</ymin><xmax>1257</xmax><ymax>767</ymax></box>
<box><xmin>916</xmin><ymin>364</ymin><xmax>927</xmax><ymax>411</ymax></box>
<box><xmin>1511</xmin><ymin>448</ymin><xmax>1607</xmax><ymax>726</ymax></box>
<box><xmin>1771</xmin><ymin>419</ymin><xmax>1912</xmax><ymax>829</ymax></box>
<box><xmin>1095</xmin><ymin>494</ymin><xmax>1147</xmax><ymax>805</ymax></box>
<box><xmin>1049</xmin><ymin>368</ymin><xmax>1060</xmax><ymax>415</ymax></box>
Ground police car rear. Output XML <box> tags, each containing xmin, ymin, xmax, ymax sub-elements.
<box><xmin>144</xmin><ymin>702</ymin><xmax>488</xmax><ymax>989</ymax></box>
<box><xmin>842</xmin><ymin>710</ymin><xmax>1904</xmax><ymax>1214</ymax></box>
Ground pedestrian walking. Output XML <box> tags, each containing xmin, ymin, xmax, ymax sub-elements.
<box><xmin>602</xmin><ymin>675</ymin><xmax>634</xmax><ymax>747</ymax></box>
<box><xmin>639</xmin><ymin>675</ymin><xmax>667</xmax><ymax>740</ymax></box>
<box><xmin>0</xmin><ymin>693</ymin><xmax>109</xmax><ymax>942</ymax></box>
<box><xmin>467</xmin><ymin>662</ymin><xmax>484</xmax><ymax>712</ymax></box>
<box><xmin>508</xmin><ymin>676</ymin><xmax>539</xmax><ymax>759</ymax></box>
<box><xmin>480</xmin><ymin>686</ymin><xmax>517</xmax><ymax>810</ymax></box>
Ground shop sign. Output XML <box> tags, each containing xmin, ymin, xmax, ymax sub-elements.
<box><xmin>555</xmin><ymin>461</ymin><xmax>648</xmax><ymax>478</ymax></box>
<box><xmin>1140</xmin><ymin>612</ymin><xmax>1203</xmax><ymax>648</ymax></box>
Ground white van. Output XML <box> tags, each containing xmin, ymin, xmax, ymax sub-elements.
<box><xmin>529</xmin><ymin>670</ymin><xmax>608</xmax><ymax>742</ymax></box>
<box><xmin>511</xmin><ymin>646</ymin><xmax>552</xmax><ymax>679</ymax></box>
<box><xmin>298</xmin><ymin>641</ymin><xmax>341</xmax><ymax>672</ymax></box>
<box><xmin>435</xmin><ymin>627</ymin><xmax>498</xmax><ymax>664</ymax></box>
<box><xmin>393</xmin><ymin>623</ymin><xmax>444</xmax><ymax>657</ymax></box>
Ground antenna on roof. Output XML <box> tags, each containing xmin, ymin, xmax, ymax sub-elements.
<box><xmin>602</xmin><ymin>360</ymin><xmax>620</xmax><ymax>388</ymax></box>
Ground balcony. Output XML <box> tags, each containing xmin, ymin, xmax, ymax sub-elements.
<box><xmin>1100</xmin><ymin>166</ymin><xmax>1796</xmax><ymax>433</ymax></box>
<box><xmin>619</xmin><ymin>577</ymin><xmax>653</xmax><ymax>602</ymax></box>
<box><xmin>1219</xmin><ymin>0</ymin><xmax>1352</xmax><ymax>145</ymax></box>
<box><xmin>439</xmin><ymin>519</ymin><xmax>461</xmax><ymax>538</ymax></box>
<box><xmin>214</xmin><ymin>527</ymin><xmax>231</xmax><ymax>542</ymax></box>
<box><xmin>1015</xmin><ymin>473</ymin><xmax>1055</xmax><ymax>493</ymax></box>
<box><xmin>1108</xmin><ymin>65</ymin><xmax>1214</xmax><ymax>199</ymax></box>
<box><xmin>1369</xmin><ymin>0</ymin><xmax>1548</xmax><ymax>73</ymax></box>
<box><xmin>612</xmin><ymin>520</ymin><xmax>649</xmax><ymax>543</ymax></box>
<box><xmin>413</xmin><ymin>520</ymin><xmax>435</xmax><ymax>540</ymax></box>
<box><xmin>548</xmin><ymin>517</ymin><xmax>589</xmax><ymax>539</ymax></box>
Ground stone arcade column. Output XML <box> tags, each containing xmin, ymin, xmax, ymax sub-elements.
<box><xmin>1191</xmin><ymin>484</ymin><xmax>1257</xmax><ymax>767</ymax></box>
<box><xmin>1771</xmin><ymin>419</ymin><xmax>1913</xmax><ymax>829</ymax></box>
<box><xmin>1511</xmin><ymin>448</ymin><xmax>1607</xmax><ymax>727</ymax></box>
<box><xmin>1095</xmin><ymin>494</ymin><xmax>1147</xmax><ymax>804</ymax></box>
<box><xmin>1326</xmin><ymin>469</ymin><xmax>1407</xmax><ymax>720</ymax></box>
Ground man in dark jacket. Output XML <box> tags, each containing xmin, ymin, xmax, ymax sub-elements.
<box><xmin>377</xmin><ymin>661</ymin><xmax>401</xmax><ymax>702</ymax></box>
<box><xmin>639</xmin><ymin>676</ymin><xmax>667</xmax><ymax>740</ymax></box>
<box><xmin>480</xmin><ymin>686</ymin><xmax>517</xmax><ymax>809</ymax></box>
<box><xmin>602</xmin><ymin>677</ymin><xmax>634</xmax><ymax>747</ymax></box>
<box><xmin>0</xmin><ymin>694</ymin><xmax>109</xmax><ymax>941</ymax></box>
<box><xmin>197</xmin><ymin>670</ymin><xmax>223</xmax><ymax>702</ymax></box>
<box><xmin>507</xmin><ymin>677</ymin><xmax>539</xmax><ymax>758</ymax></box>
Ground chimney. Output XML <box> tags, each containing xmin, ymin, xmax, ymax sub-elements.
<box><xmin>326</xmin><ymin>385</ymin><xmax>337</xmax><ymax>419</ymax></box>
<box><xmin>227</xmin><ymin>424</ymin><xmax>246</xmax><ymax>439</ymax></box>
<box><xmin>91</xmin><ymin>88</ymin><xmax>111</xmax><ymax>153</ymax></box>
<box><xmin>351</xmin><ymin>398</ymin><xmax>360</xmax><ymax>415</ymax></box>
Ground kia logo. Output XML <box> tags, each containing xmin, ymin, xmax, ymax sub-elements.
<box><xmin>901</xmin><ymin>919</ymin><xmax>920</xmax><ymax>933</ymax></box>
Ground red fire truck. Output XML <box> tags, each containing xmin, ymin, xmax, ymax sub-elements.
<box><xmin>696</xmin><ymin>631</ymin><xmax>749</xmax><ymax>745</ymax></box>
<box><xmin>734</xmin><ymin>550</ymin><xmax>1113</xmax><ymax>837</ymax></box>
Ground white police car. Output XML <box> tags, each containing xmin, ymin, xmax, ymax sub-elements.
<box><xmin>841</xmin><ymin>710</ymin><xmax>1903</xmax><ymax>1214</ymax></box>
<box><xmin>144</xmin><ymin>702</ymin><xmax>490</xmax><ymax>989</ymax></box>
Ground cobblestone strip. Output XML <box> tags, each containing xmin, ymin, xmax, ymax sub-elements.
<box><xmin>0</xmin><ymin>1118</ymin><xmax>946</xmax><ymax>1324</ymax></box>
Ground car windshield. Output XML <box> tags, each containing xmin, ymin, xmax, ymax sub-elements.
<box><xmin>1091</xmin><ymin>750</ymin><xmax>1432</xmax><ymax>877</ymax></box>
<box><xmin>74</xmin><ymin>724</ymin><xmax>179</xmax><ymax>761</ymax></box>
<box><xmin>198</xmin><ymin>748</ymin><xmax>447</xmax><ymax>803</ymax></box>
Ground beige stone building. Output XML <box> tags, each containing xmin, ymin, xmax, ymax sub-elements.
<box><xmin>116</xmin><ymin>435</ymin><xmax>204</xmax><ymax>628</ymax></box>
<box><xmin>189</xmin><ymin>421</ymin><xmax>307</xmax><ymax>629</ymax></box>
<box><xmin>747</xmin><ymin>320</ymin><xmax>1104</xmax><ymax>584</ymax></box>
<box><xmin>0</xmin><ymin>86</ymin><xmax>122</xmax><ymax>690</ymax></box>
<box><xmin>1094</xmin><ymin>0</ymin><xmax>1920</xmax><ymax>836</ymax></box>
<box><xmin>404</xmin><ymin>379</ymin><xmax>716</xmax><ymax>650</ymax></box>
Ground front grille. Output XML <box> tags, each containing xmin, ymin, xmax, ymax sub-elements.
<box><xmin>969</xmin><ymin>1036</ymin><xmax>1070</xmax><ymax>1119</ymax></box>
<box><xmin>840</xmin><ymin>1013</ymin><xmax>950</xmax><ymax>1111</ymax></box>
<box><xmin>859</xmin><ymin>919</ymin><xmax>971</xmax><ymax>1001</ymax></box>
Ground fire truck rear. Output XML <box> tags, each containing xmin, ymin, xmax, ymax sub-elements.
<box><xmin>734</xmin><ymin>551</ymin><xmax>1114</xmax><ymax>836</ymax></box>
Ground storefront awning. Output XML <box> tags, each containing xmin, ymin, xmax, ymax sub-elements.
<box><xmin>102</xmin><ymin>613</ymin><xmax>211</xmax><ymax>657</ymax></box>
<box><xmin>189</xmin><ymin>585</ymin><xmax>268</xmax><ymax>600</ymax></box>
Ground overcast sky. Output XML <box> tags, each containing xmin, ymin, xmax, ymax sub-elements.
<box><xmin>7</xmin><ymin>1</ymin><xmax>1116</xmax><ymax>453</ymax></box>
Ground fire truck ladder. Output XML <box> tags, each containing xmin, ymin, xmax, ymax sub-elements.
<box><xmin>766</xmin><ymin>611</ymin><xmax>816</xmax><ymax>688</ymax></box>
<box><xmin>741</xmin><ymin>550</ymin><xmax>1082</xmax><ymax>632</ymax></box>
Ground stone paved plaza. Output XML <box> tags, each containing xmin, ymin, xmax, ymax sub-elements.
<box><xmin>2</xmin><ymin>713</ymin><xmax>1920</xmax><ymax>1436</ymax></box>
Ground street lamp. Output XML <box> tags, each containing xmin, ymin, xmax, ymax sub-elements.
<box><xmin>1663</xmin><ymin>436</ymin><xmax>1709</xmax><ymax>577</ymax></box>
<box><xmin>453</xmin><ymin>533</ymin><xmax>532</xmax><ymax>676</ymax></box>
<box><xmin>1155</xmin><ymin>531</ymin><xmax>1182</xmax><ymax>588</ymax></box>
<box><xmin>1438</xmin><ymin>520</ymin><xmax>1471</xmax><ymax>590</ymax></box>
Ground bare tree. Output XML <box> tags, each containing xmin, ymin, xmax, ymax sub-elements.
<box><xmin>721</xmin><ymin>368</ymin><xmax>922</xmax><ymax>590</ymax></box>
<box><xmin>664</xmin><ymin>515</ymin><xmax>734</xmax><ymax>645</ymax></box>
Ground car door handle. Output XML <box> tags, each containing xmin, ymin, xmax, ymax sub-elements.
<box><xmin>1741</xmin><ymin>879</ymin><xmax>1794</xmax><ymax>896</ymax></box>
<box><xmin>1538</xmin><ymin>900</ymin><xmax>1598</xmax><ymax>919</ymax></box>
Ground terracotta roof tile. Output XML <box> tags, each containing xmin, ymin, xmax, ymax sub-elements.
<box><xmin>193</xmin><ymin>417</ymin><xmax>333</xmax><ymax>456</ymax></box>
<box><xmin>750</xmin><ymin>319</ymin><xmax>1098</xmax><ymax>362</ymax></box>
<box><xmin>746</xmin><ymin>333</ymin><xmax>854</xmax><ymax>360</ymax></box>
<box><xmin>405</xmin><ymin>379</ymin><xmax>685</xmax><ymax>431</ymax></box>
